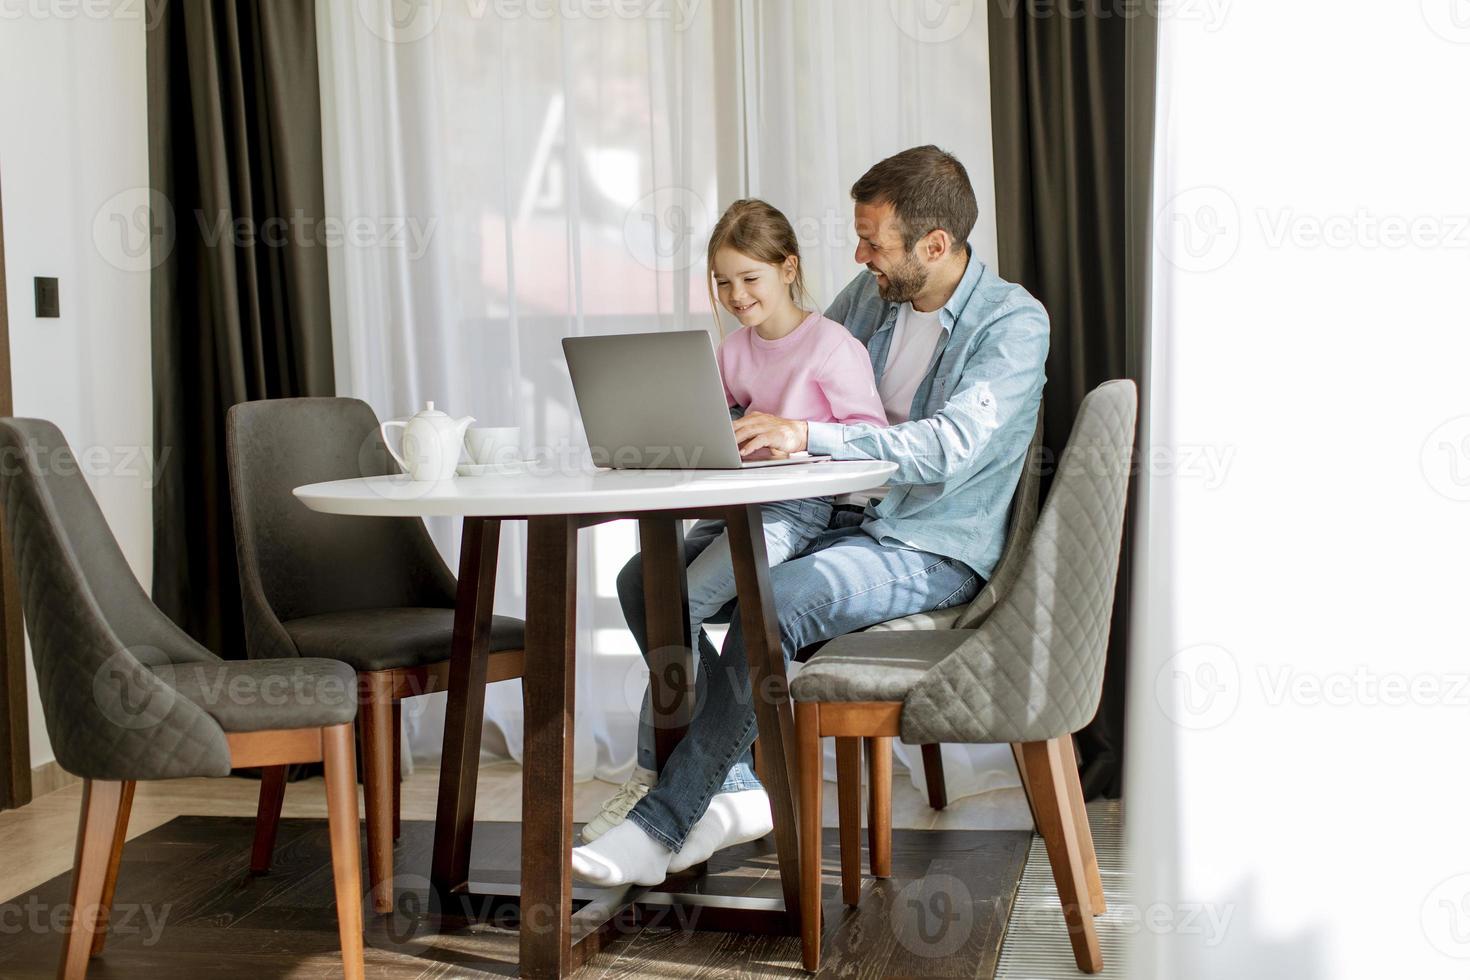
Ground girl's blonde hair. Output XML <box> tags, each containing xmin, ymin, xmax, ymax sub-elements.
<box><xmin>705</xmin><ymin>199</ymin><xmax>812</xmax><ymax>337</ymax></box>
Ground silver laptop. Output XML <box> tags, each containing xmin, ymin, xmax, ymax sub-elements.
<box><xmin>562</xmin><ymin>330</ymin><xmax>823</xmax><ymax>470</ymax></box>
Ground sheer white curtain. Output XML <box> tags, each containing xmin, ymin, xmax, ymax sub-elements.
<box><xmin>737</xmin><ymin>0</ymin><xmax>1018</xmax><ymax>806</ymax></box>
<box><xmin>318</xmin><ymin>1</ymin><xmax>719</xmax><ymax>782</ymax></box>
<box><xmin>317</xmin><ymin>0</ymin><xmax>1020</xmax><ymax>808</ymax></box>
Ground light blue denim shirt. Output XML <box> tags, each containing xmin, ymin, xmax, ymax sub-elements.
<box><xmin>808</xmin><ymin>249</ymin><xmax>1049</xmax><ymax>580</ymax></box>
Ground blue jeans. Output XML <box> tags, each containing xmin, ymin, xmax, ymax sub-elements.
<box><xmin>685</xmin><ymin>496</ymin><xmax>834</xmax><ymax>652</ymax></box>
<box><xmin>616</xmin><ymin>509</ymin><xmax>982</xmax><ymax>851</ymax></box>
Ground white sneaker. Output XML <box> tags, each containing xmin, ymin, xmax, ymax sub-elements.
<box><xmin>580</xmin><ymin>767</ymin><xmax>657</xmax><ymax>843</ymax></box>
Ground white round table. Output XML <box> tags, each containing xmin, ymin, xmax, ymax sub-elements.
<box><xmin>293</xmin><ymin>459</ymin><xmax>897</xmax><ymax>517</ymax></box>
<box><xmin>293</xmin><ymin>459</ymin><xmax>895</xmax><ymax>977</ymax></box>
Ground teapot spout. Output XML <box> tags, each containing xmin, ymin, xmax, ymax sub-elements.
<box><xmin>455</xmin><ymin>415</ymin><xmax>476</xmax><ymax>433</ymax></box>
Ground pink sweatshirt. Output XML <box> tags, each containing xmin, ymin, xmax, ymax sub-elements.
<box><xmin>717</xmin><ymin>312</ymin><xmax>888</xmax><ymax>426</ymax></box>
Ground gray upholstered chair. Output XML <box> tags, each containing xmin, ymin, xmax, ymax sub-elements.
<box><xmin>0</xmin><ymin>419</ymin><xmax>365</xmax><ymax>980</ymax></box>
<box><xmin>791</xmin><ymin>380</ymin><xmax>1137</xmax><ymax>973</ymax></box>
<box><xmin>861</xmin><ymin>411</ymin><xmax>1045</xmax><ymax>810</ymax></box>
<box><xmin>225</xmin><ymin>396</ymin><xmax>525</xmax><ymax>913</ymax></box>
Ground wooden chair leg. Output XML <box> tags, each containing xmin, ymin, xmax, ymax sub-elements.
<box><xmin>250</xmin><ymin>765</ymin><xmax>288</xmax><ymax>874</ymax></box>
<box><xmin>1019</xmin><ymin>739</ymin><xmax>1103</xmax><ymax>973</ymax></box>
<box><xmin>835</xmin><ymin>736</ymin><xmax>864</xmax><ymax>907</ymax></box>
<box><xmin>360</xmin><ymin>672</ymin><xmax>396</xmax><ymax>913</ymax></box>
<box><xmin>392</xmin><ymin>699</ymin><xmax>403</xmax><ymax>842</ymax></box>
<box><xmin>59</xmin><ymin>780</ymin><xmax>125</xmax><ymax>980</ymax></box>
<box><xmin>796</xmin><ymin>702</ymin><xmax>823</xmax><ymax>973</ymax></box>
<box><xmin>1011</xmin><ymin>742</ymin><xmax>1043</xmax><ymax>832</ymax></box>
<box><xmin>920</xmin><ymin>742</ymin><xmax>947</xmax><ymax>810</ymax></box>
<box><xmin>88</xmin><ymin>779</ymin><xmax>135</xmax><ymax>958</ymax></box>
<box><xmin>864</xmin><ymin>736</ymin><xmax>892</xmax><ymax>879</ymax></box>
<box><xmin>1058</xmin><ymin>734</ymin><xmax>1105</xmax><ymax>915</ymax></box>
<box><xmin>323</xmin><ymin>722</ymin><xmax>367</xmax><ymax>980</ymax></box>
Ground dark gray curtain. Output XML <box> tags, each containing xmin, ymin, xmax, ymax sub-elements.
<box><xmin>989</xmin><ymin>1</ymin><xmax>1157</xmax><ymax>797</ymax></box>
<box><xmin>148</xmin><ymin>0</ymin><xmax>334</xmax><ymax>658</ymax></box>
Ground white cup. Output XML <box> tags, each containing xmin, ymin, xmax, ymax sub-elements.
<box><xmin>464</xmin><ymin>426</ymin><xmax>522</xmax><ymax>465</ymax></box>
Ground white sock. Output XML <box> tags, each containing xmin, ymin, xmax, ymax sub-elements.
<box><xmin>667</xmin><ymin>789</ymin><xmax>774</xmax><ymax>873</ymax></box>
<box><xmin>570</xmin><ymin>819</ymin><xmax>672</xmax><ymax>887</ymax></box>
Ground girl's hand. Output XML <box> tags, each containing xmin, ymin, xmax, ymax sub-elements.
<box><xmin>733</xmin><ymin>412</ymin><xmax>809</xmax><ymax>457</ymax></box>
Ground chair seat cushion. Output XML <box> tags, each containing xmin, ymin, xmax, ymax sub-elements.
<box><xmin>282</xmin><ymin>607</ymin><xmax>525</xmax><ymax>672</ymax></box>
<box><xmin>790</xmin><ymin>629</ymin><xmax>977</xmax><ymax>704</ymax></box>
<box><xmin>150</xmin><ymin>658</ymin><xmax>358</xmax><ymax>732</ymax></box>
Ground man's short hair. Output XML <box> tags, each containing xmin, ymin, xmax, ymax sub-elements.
<box><xmin>850</xmin><ymin>145</ymin><xmax>978</xmax><ymax>253</ymax></box>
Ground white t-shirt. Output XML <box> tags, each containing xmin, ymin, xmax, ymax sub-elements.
<box><xmin>838</xmin><ymin>302</ymin><xmax>946</xmax><ymax>507</ymax></box>
<box><xmin>878</xmin><ymin>303</ymin><xmax>946</xmax><ymax>424</ymax></box>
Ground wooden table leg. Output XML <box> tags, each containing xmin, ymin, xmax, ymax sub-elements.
<box><xmin>724</xmin><ymin>503</ymin><xmax>804</xmax><ymax>934</ymax></box>
<box><xmin>431</xmin><ymin>517</ymin><xmax>501</xmax><ymax>900</ymax></box>
<box><xmin>520</xmin><ymin>516</ymin><xmax>579</xmax><ymax>979</ymax></box>
<box><xmin>638</xmin><ymin>517</ymin><xmax>693</xmax><ymax>771</ymax></box>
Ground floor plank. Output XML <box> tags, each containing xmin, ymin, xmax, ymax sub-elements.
<box><xmin>0</xmin><ymin>816</ymin><xmax>1027</xmax><ymax>979</ymax></box>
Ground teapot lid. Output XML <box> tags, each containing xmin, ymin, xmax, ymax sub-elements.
<box><xmin>420</xmin><ymin>401</ymin><xmax>446</xmax><ymax>415</ymax></box>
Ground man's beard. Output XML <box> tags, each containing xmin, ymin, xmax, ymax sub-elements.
<box><xmin>873</xmin><ymin>253</ymin><xmax>927</xmax><ymax>303</ymax></box>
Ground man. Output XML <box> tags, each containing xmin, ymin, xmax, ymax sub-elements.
<box><xmin>572</xmin><ymin>145</ymin><xmax>1049</xmax><ymax>886</ymax></box>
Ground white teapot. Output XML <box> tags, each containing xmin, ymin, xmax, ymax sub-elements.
<box><xmin>380</xmin><ymin>402</ymin><xmax>475</xmax><ymax>481</ymax></box>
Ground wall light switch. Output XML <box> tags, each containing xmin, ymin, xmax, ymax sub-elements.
<box><xmin>34</xmin><ymin>277</ymin><xmax>60</xmax><ymax>318</ymax></box>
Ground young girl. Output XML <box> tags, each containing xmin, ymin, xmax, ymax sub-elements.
<box><xmin>574</xmin><ymin>199</ymin><xmax>887</xmax><ymax>884</ymax></box>
<box><xmin>686</xmin><ymin>197</ymin><xmax>888</xmax><ymax>654</ymax></box>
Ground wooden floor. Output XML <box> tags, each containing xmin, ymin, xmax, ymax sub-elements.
<box><xmin>0</xmin><ymin>764</ymin><xmax>1034</xmax><ymax>978</ymax></box>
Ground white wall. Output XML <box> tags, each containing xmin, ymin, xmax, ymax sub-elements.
<box><xmin>1130</xmin><ymin>3</ymin><xmax>1470</xmax><ymax>978</ymax></box>
<box><xmin>0</xmin><ymin>5</ymin><xmax>153</xmax><ymax>769</ymax></box>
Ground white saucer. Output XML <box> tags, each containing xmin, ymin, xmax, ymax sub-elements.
<box><xmin>456</xmin><ymin>460</ymin><xmax>534</xmax><ymax>477</ymax></box>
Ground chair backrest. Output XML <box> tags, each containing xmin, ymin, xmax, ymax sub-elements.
<box><xmin>953</xmin><ymin>409</ymin><xmax>1045</xmax><ymax>629</ymax></box>
<box><xmin>900</xmin><ymin>381</ymin><xmax>1137</xmax><ymax>745</ymax></box>
<box><xmin>226</xmin><ymin>397</ymin><xmax>457</xmax><ymax>659</ymax></box>
<box><xmin>0</xmin><ymin>419</ymin><xmax>230</xmax><ymax>780</ymax></box>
